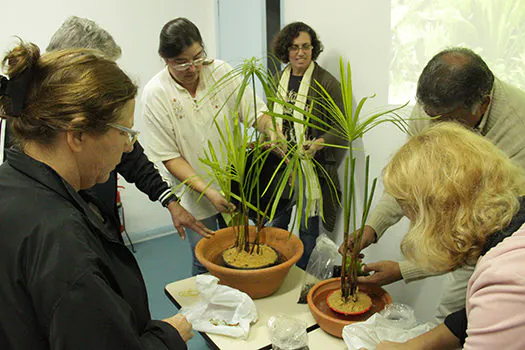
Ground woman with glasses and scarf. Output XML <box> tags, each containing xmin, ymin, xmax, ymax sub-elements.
<box><xmin>270</xmin><ymin>22</ymin><xmax>346</xmax><ymax>269</ymax></box>
<box><xmin>142</xmin><ymin>17</ymin><xmax>279</xmax><ymax>276</ymax></box>
<box><xmin>0</xmin><ymin>41</ymin><xmax>192</xmax><ymax>349</ymax></box>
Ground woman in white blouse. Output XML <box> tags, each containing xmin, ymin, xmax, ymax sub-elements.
<box><xmin>142</xmin><ymin>17</ymin><xmax>279</xmax><ymax>275</ymax></box>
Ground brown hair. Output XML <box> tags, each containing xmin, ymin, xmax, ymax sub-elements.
<box><xmin>1</xmin><ymin>40</ymin><xmax>137</xmax><ymax>146</ymax></box>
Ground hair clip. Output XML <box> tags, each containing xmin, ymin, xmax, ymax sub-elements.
<box><xmin>0</xmin><ymin>68</ymin><xmax>33</xmax><ymax>117</ymax></box>
<box><xmin>0</xmin><ymin>75</ymin><xmax>8</xmax><ymax>96</ymax></box>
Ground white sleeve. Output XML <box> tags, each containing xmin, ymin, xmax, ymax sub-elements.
<box><xmin>141</xmin><ymin>84</ymin><xmax>181</xmax><ymax>163</ymax></box>
<box><xmin>214</xmin><ymin>61</ymin><xmax>268</xmax><ymax>127</ymax></box>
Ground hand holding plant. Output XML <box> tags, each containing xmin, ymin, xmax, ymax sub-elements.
<box><xmin>303</xmin><ymin>137</ymin><xmax>325</xmax><ymax>157</ymax></box>
<box><xmin>357</xmin><ymin>260</ymin><xmax>403</xmax><ymax>286</ymax></box>
<box><xmin>205</xmin><ymin>188</ymin><xmax>236</xmax><ymax>213</ymax></box>
<box><xmin>338</xmin><ymin>225</ymin><xmax>377</xmax><ymax>255</ymax></box>
<box><xmin>266</xmin><ymin>124</ymin><xmax>288</xmax><ymax>154</ymax></box>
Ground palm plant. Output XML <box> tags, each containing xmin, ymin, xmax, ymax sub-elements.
<box><xmin>198</xmin><ymin>57</ymin><xmax>321</xmax><ymax>257</ymax></box>
<box><xmin>267</xmin><ymin>58</ymin><xmax>409</xmax><ymax>302</ymax></box>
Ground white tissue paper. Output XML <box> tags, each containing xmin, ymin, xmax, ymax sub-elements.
<box><xmin>178</xmin><ymin>275</ymin><xmax>258</xmax><ymax>339</ymax></box>
<box><xmin>342</xmin><ymin>303</ymin><xmax>435</xmax><ymax>350</ymax></box>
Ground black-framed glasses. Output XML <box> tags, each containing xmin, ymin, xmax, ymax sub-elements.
<box><xmin>288</xmin><ymin>44</ymin><xmax>313</xmax><ymax>53</ymax></box>
<box><xmin>167</xmin><ymin>56</ymin><xmax>210</xmax><ymax>71</ymax></box>
<box><xmin>107</xmin><ymin>123</ymin><xmax>140</xmax><ymax>144</ymax></box>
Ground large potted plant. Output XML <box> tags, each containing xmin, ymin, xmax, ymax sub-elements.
<box><xmin>194</xmin><ymin>58</ymin><xmax>321</xmax><ymax>299</ymax></box>
<box><xmin>268</xmin><ymin>58</ymin><xmax>408</xmax><ymax>336</ymax></box>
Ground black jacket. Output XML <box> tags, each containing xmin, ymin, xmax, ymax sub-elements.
<box><xmin>0</xmin><ymin>148</ymin><xmax>186</xmax><ymax>349</ymax></box>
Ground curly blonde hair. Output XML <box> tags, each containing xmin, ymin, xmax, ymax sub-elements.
<box><xmin>383</xmin><ymin>122</ymin><xmax>525</xmax><ymax>272</ymax></box>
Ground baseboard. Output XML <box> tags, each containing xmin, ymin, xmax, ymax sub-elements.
<box><xmin>123</xmin><ymin>225</ymin><xmax>177</xmax><ymax>246</ymax></box>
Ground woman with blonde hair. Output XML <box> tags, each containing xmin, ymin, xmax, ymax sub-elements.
<box><xmin>0</xmin><ymin>42</ymin><xmax>192</xmax><ymax>349</ymax></box>
<box><xmin>375</xmin><ymin>122</ymin><xmax>525</xmax><ymax>349</ymax></box>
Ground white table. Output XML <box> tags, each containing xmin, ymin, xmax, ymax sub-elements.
<box><xmin>165</xmin><ymin>265</ymin><xmax>346</xmax><ymax>349</ymax></box>
<box><xmin>307</xmin><ymin>327</ymin><xmax>348</xmax><ymax>349</ymax></box>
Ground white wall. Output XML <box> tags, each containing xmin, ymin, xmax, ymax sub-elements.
<box><xmin>1</xmin><ymin>0</ymin><xmax>217</xmax><ymax>242</ymax></box>
<box><xmin>283</xmin><ymin>0</ymin><xmax>446</xmax><ymax>323</ymax></box>
<box><xmin>217</xmin><ymin>0</ymin><xmax>267</xmax><ymax>98</ymax></box>
<box><xmin>3</xmin><ymin>0</ymin><xmax>447</xmax><ymax>322</ymax></box>
<box><xmin>217</xmin><ymin>0</ymin><xmax>266</xmax><ymax>66</ymax></box>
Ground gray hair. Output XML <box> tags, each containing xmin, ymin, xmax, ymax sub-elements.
<box><xmin>46</xmin><ymin>16</ymin><xmax>122</xmax><ymax>61</ymax></box>
<box><xmin>416</xmin><ymin>47</ymin><xmax>494</xmax><ymax>115</ymax></box>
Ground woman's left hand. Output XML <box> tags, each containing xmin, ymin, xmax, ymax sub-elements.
<box><xmin>303</xmin><ymin>137</ymin><xmax>325</xmax><ymax>157</ymax></box>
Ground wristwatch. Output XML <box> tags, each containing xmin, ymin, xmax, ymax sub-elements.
<box><xmin>161</xmin><ymin>193</ymin><xmax>179</xmax><ymax>208</ymax></box>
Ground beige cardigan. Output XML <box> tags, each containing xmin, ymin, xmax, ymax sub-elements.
<box><xmin>367</xmin><ymin>78</ymin><xmax>525</xmax><ymax>282</ymax></box>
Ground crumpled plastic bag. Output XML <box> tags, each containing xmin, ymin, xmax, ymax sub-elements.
<box><xmin>267</xmin><ymin>314</ymin><xmax>309</xmax><ymax>350</ymax></box>
<box><xmin>342</xmin><ymin>303</ymin><xmax>435</xmax><ymax>350</ymax></box>
<box><xmin>298</xmin><ymin>234</ymin><xmax>340</xmax><ymax>303</ymax></box>
<box><xmin>178</xmin><ymin>275</ymin><xmax>258</xmax><ymax>339</ymax></box>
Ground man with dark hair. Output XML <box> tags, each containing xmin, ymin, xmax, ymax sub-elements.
<box><xmin>416</xmin><ymin>47</ymin><xmax>494</xmax><ymax>127</ymax></box>
<box><xmin>343</xmin><ymin>47</ymin><xmax>525</xmax><ymax>323</ymax></box>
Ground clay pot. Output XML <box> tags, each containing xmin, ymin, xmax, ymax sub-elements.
<box><xmin>307</xmin><ymin>277</ymin><xmax>392</xmax><ymax>338</ymax></box>
<box><xmin>195</xmin><ymin>226</ymin><xmax>303</xmax><ymax>299</ymax></box>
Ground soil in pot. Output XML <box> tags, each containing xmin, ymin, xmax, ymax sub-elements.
<box><xmin>307</xmin><ymin>278</ymin><xmax>391</xmax><ymax>337</ymax></box>
<box><xmin>196</xmin><ymin>226</ymin><xmax>303</xmax><ymax>298</ymax></box>
<box><xmin>222</xmin><ymin>244</ymin><xmax>279</xmax><ymax>269</ymax></box>
<box><xmin>312</xmin><ymin>283</ymin><xmax>388</xmax><ymax>323</ymax></box>
<box><xmin>326</xmin><ymin>289</ymin><xmax>372</xmax><ymax>315</ymax></box>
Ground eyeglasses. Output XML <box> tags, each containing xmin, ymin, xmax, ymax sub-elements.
<box><xmin>288</xmin><ymin>44</ymin><xmax>313</xmax><ymax>53</ymax></box>
<box><xmin>107</xmin><ymin>123</ymin><xmax>140</xmax><ymax>144</ymax></box>
<box><xmin>167</xmin><ymin>56</ymin><xmax>209</xmax><ymax>71</ymax></box>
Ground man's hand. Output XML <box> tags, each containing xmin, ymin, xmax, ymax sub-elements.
<box><xmin>163</xmin><ymin>314</ymin><xmax>194</xmax><ymax>342</ymax></box>
<box><xmin>205</xmin><ymin>188</ymin><xmax>236</xmax><ymax>213</ymax></box>
<box><xmin>303</xmin><ymin>137</ymin><xmax>325</xmax><ymax>157</ymax></box>
<box><xmin>167</xmin><ymin>201</ymin><xmax>214</xmax><ymax>239</ymax></box>
<box><xmin>357</xmin><ymin>260</ymin><xmax>402</xmax><ymax>286</ymax></box>
<box><xmin>338</xmin><ymin>225</ymin><xmax>377</xmax><ymax>255</ymax></box>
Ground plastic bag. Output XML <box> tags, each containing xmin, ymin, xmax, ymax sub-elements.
<box><xmin>267</xmin><ymin>314</ymin><xmax>309</xmax><ymax>350</ymax></box>
<box><xmin>379</xmin><ymin>303</ymin><xmax>417</xmax><ymax>329</ymax></box>
<box><xmin>342</xmin><ymin>303</ymin><xmax>435</xmax><ymax>350</ymax></box>
<box><xmin>178</xmin><ymin>275</ymin><xmax>258</xmax><ymax>339</ymax></box>
<box><xmin>298</xmin><ymin>234</ymin><xmax>340</xmax><ymax>303</ymax></box>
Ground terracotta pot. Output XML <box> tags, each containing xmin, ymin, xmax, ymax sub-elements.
<box><xmin>307</xmin><ymin>277</ymin><xmax>392</xmax><ymax>338</ymax></box>
<box><xmin>195</xmin><ymin>226</ymin><xmax>303</xmax><ymax>299</ymax></box>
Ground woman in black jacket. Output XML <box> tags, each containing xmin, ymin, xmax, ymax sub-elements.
<box><xmin>0</xmin><ymin>41</ymin><xmax>192</xmax><ymax>349</ymax></box>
